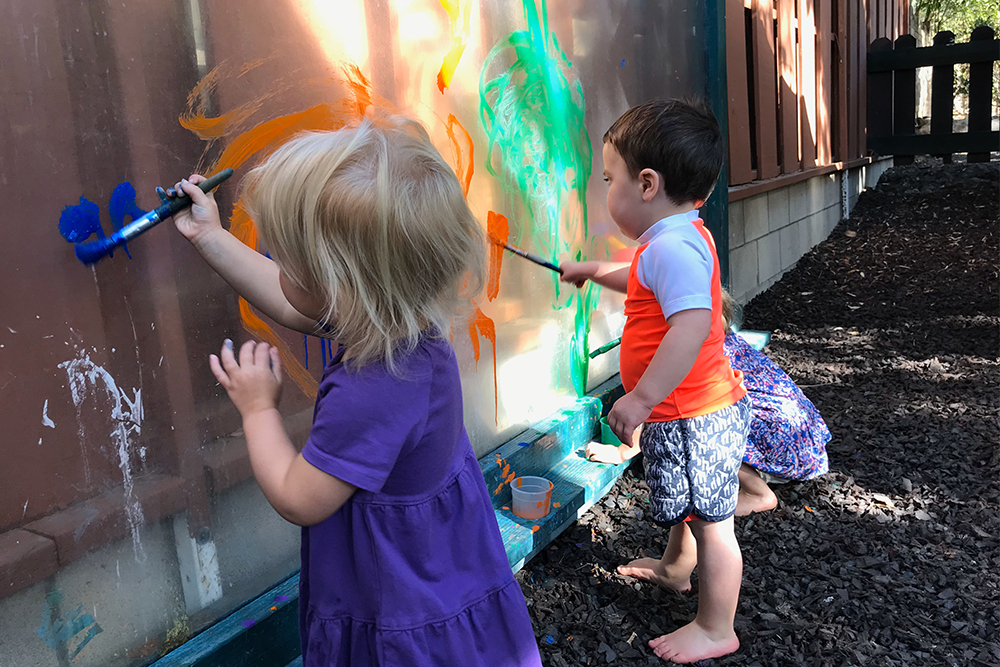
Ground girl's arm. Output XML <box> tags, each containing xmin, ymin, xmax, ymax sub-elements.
<box><xmin>559</xmin><ymin>261</ymin><xmax>631</xmax><ymax>293</ymax></box>
<box><xmin>174</xmin><ymin>176</ymin><xmax>322</xmax><ymax>335</ymax></box>
<box><xmin>210</xmin><ymin>339</ymin><xmax>356</xmax><ymax>526</ymax></box>
<box><xmin>607</xmin><ymin>308</ymin><xmax>712</xmax><ymax>444</ymax></box>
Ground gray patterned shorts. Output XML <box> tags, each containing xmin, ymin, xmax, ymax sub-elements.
<box><xmin>640</xmin><ymin>397</ymin><xmax>752</xmax><ymax>527</ymax></box>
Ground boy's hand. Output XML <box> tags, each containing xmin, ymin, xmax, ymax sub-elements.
<box><xmin>559</xmin><ymin>261</ymin><xmax>595</xmax><ymax>288</ymax></box>
<box><xmin>171</xmin><ymin>174</ymin><xmax>223</xmax><ymax>247</ymax></box>
<box><xmin>608</xmin><ymin>392</ymin><xmax>654</xmax><ymax>446</ymax></box>
<box><xmin>209</xmin><ymin>340</ymin><xmax>283</xmax><ymax>418</ymax></box>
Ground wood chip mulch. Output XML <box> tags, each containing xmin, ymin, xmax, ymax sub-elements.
<box><xmin>517</xmin><ymin>160</ymin><xmax>999</xmax><ymax>666</ymax></box>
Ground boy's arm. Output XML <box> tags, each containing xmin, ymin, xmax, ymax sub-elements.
<box><xmin>560</xmin><ymin>261</ymin><xmax>631</xmax><ymax>293</ymax></box>
<box><xmin>174</xmin><ymin>176</ymin><xmax>322</xmax><ymax>335</ymax></box>
<box><xmin>607</xmin><ymin>308</ymin><xmax>712</xmax><ymax>444</ymax></box>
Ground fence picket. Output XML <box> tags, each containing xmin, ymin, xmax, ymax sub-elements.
<box><xmin>930</xmin><ymin>31</ymin><xmax>955</xmax><ymax>163</ymax></box>
<box><xmin>968</xmin><ymin>26</ymin><xmax>996</xmax><ymax>163</ymax></box>
<box><xmin>891</xmin><ymin>34</ymin><xmax>917</xmax><ymax>165</ymax></box>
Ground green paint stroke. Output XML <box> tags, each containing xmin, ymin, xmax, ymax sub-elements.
<box><xmin>479</xmin><ymin>0</ymin><xmax>598</xmax><ymax>395</ymax></box>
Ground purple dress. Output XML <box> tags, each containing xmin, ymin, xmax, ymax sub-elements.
<box><xmin>724</xmin><ymin>332</ymin><xmax>831</xmax><ymax>480</ymax></box>
<box><xmin>299</xmin><ymin>337</ymin><xmax>541</xmax><ymax>667</ymax></box>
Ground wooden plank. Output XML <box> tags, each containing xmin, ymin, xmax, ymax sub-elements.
<box><xmin>726</xmin><ymin>0</ymin><xmax>755</xmax><ymax>184</ymax></box>
<box><xmin>869</xmin><ymin>131</ymin><xmax>1000</xmax><ymax>155</ymax></box>
<box><xmin>968</xmin><ymin>26</ymin><xmax>996</xmax><ymax>162</ymax></box>
<box><xmin>867</xmin><ymin>39</ymin><xmax>1000</xmax><ymax>71</ymax></box>
<box><xmin>752</xmin><ymin>0</ymin><xmax>780</xmax><ymax>179</ymax></box>
<box><xmin>892</xmin><ymin>34</ymin><xmax>917</xmax><ymax>165</ymax></box>
<box><xmin>777</xmin><ymin>0</ymin><xmax>799</xmax><ymax>172</ymax></box>
<box><xmin>799</xmin><ymin>0</ymin><xmax>818</xmax><ymax>168</ymax></box>
<box><xmin>867</xmin><ymin>37</ymin><xmax>893</xmax><ymax>156</ymax></box>
<box><xmin>847</xmin><ymin>0</ymin><xmax>859</xmax><ymax>158</ymax></box>
<box><xmin>816</xmin><ymin>0</ymin><xmax>833</xmax><ymax>164</ymax></box>
<box><xmin>930</xmin><ymin>31</ymin><xmax>956</xmax><ymax>163</ymax></box>
<box><xmin>858</xmin><ymin>0</ymin><xmax>869</xmax><ymax>156</ymax></box>
<box><xmin>836</xmin><ymin>0</ymin><xmax>849</xmax><ymax>161</ymax></box>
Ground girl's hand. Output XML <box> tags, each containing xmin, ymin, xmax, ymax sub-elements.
<box><xmin>585</xmin><ymin>442</ymin><xmax>625</xmax><ymax>464</ymax></box>
<box><xmin>171</xmin><ymin>174</ymin><xmax>223</xmax><ymax>247</ymax></box>
<box><xmin>209</xmin><ymin>340</ymin><xmax>283</xmax><ymax>418</ymax></box>
<box><xmin>559</xmin><ymin>260</ymin><xmax>595</xmax><ymax>288</ymax></box>
<box><xmin>608</xmin><ymin>392</ymin><xmax>654</xmax><ymax>446</ymax></box>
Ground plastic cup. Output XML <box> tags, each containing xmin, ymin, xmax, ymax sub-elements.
<box><xmin>600</xmin><ymin>417</ymin><xmax>623</xmax><ymax>446</ymax></box>
<box><xmin>510</xmin><ymin>476</ymin><xmax>553</xmax><ymax>520</ymax></box>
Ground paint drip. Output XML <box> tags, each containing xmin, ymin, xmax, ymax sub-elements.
<box><xmin>58</xmin><ymin>349</ymin><xmax>146</xmax><ymax>562</ymax></box>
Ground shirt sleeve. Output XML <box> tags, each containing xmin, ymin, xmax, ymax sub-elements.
<box><xmin>302</xmin><ymin>361</ymin><xmax>431</xmax><ymax>493</ymax></box>
<box><xmin>637</xmin><ymin>231</ymin><xmax>714</xmax><ymax>320</ymax></box>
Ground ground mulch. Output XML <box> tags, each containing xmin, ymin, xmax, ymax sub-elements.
<box><xmin>517</xmin><ymin>160</ymin><xmax>1000</xmax><ymax>666</ymax></box>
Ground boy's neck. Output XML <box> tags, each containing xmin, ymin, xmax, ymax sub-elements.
<box><xmin>634</xmin><ymin>200</ymin><xmax>700</xmax><ymax>239</ymax></box>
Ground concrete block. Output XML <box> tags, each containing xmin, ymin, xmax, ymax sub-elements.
<box><xmin>744</xmin><ymin>194</ymin><xmax>769</xmax><ymax>242</ymax></box>
<box><xmin>823</xmin><ymin>173</ymin><xmax>840</xmax><ymax>209</ymax></box>
<box><xmin>730</xmin><ymin>240</ymin><xmax>758</xmax><ymax>299</ymax></box>
<box><xmin>728</xmin><ymin>199</ymin><xmax>745</xmax><ymax>248</ymax></box>
<box><xmin>757</xmin><ymin>232</ymin><xmax>782</xmax><ymax>282</ymax></box>
<box><xmin>779</xmin><ymin>222</ymin><xmax>803</xmax><ymax>269</ymax></box>
<box><xmin>767</xmin><ymin>187</ymin><xmax>791</xmax><ymax>232</ymax></box>
<box><xmin>788</xmin><ymin>178</ymin><xmax>816</xmax><ymax>222</ymax></box>
<box><xmin>823</xmin><ymin>204</ymin><xmax>842</xmax><ymax>235</ymax></box>
<box><xmin>801</xmin><ymin>211</ymin><xmax>825</xmax><ymax>247</ymax></box>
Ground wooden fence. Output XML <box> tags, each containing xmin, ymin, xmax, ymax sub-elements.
<box><xmin>868</xmin><ymin>26</ymin><xmax>1000</xmax><ymax>164</ymax></box>
<box><xmin>726</xmin><ymin>0</ymin><xmax>910</xmax><ymax>190</ymax></box>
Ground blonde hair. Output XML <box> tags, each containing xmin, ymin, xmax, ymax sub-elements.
<box><xmin>721</xmin><ymin>288</ymin><xmax>739</xmax><ymax>331</ymax></box>
<box><xmin>242</xmin><ymin>116</ymin><xmax>486</xmax><ymax>373</ymax></box>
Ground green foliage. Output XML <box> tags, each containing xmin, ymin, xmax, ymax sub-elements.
<box><xmin>912</xmin><ymin>0</ymin><xmax>998</xmax><ymax>38</ymax></box>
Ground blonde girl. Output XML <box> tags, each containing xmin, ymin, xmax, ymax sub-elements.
<box><xmin>172</xmin><ymin>117</ymin><xmax>541</xmax><ymax>666</ymax></box>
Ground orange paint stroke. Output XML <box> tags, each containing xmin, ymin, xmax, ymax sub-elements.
<box><xmin>467</xmin><ymin>305</ymin><xmax>497</xmax><ymax>422</ymax></box>
<box><xmin>485</xmin><ymin>211</ymin><xmax>509</xmax><ymax>301</ymax></box>
<box><xmin>230</xmin><ymin>205</ymin><xmax>319</xmax><ymax>397</ymax></box>
<box><xmin>531</xmin><ymin>525</ymin><xmax>540</xmax><ymax>533</ymax></box>
<box><xmin>436</xmin><ymin>0</ymin><xmax>472</xmax><ymax>93</ymax></box>
<box><xmin>444</xmin><ymin>114</ymin><xmax>474</xmax><ymax>197</ymax></box>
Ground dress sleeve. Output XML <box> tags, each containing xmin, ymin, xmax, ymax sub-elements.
<box><xmin>302</xmin><ymin>360</ymin><xmax>431</xmax><ymax>493</ymax></box>
<box><xmin>637</xmin><ymin>232</ymin><xmax>714</xmax><ymax>320</ymax></box>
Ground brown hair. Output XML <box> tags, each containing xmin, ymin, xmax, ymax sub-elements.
<box><xmin>603</xmin><ymin>98</ymin><xmax>724</xmax><ymax>206</ymax></box>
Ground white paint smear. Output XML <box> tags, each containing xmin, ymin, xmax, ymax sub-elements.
<box><xmin>59</xmin><ymin>349</ymin><xmax>146</xmax><ymax>562</ymax></box>
<box><xmin>41</xmin><ymin>399</ymin><xmax>55</xmax><ymax>428</ymax></box>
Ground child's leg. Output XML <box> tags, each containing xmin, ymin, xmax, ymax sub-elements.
<box><xmin>735</xmin><ymin>463</ymin><xmax>778</xmax><ymax>516</ymax></box>
<box><xmin>648</xmin><ymin>517</ymin><xmax>742</xmax><ymax>663</ymax></box>
<box><xmin>617</xmin><ymin>521</ymin><xmax>696</xmax><ymax>593</ymax></box>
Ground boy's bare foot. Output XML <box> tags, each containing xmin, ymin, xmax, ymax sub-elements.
<box><xmin>617</xmin><ymin>558</ymin><xmax>692</xmax><ymax>594</ymax></box>
<box><xmin>734</xmin><ymin>486</ymin><xmax>778</xmax><ymax>516</ymax></box>
<box><xmin>648</xmin><ymin>620</ymin><xmax>739</xmax><ymax>663</ymax></box>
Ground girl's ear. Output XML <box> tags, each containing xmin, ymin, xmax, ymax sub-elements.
<box><xmin>638</xmin><ymin>168</ymin><xmax>661</xmax><ymax>202</ymax></box>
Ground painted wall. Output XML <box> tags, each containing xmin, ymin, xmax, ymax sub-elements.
<box><xmin>0</xmin><ymin>1</ymin><xmax>710</xmax><ymax>664</ymax></box>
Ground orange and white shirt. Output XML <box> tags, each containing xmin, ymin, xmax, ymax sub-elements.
<box><xmin>620</xmin><ymin>210</ymin><xmax>745</xmax><ymax>421</ymax></box>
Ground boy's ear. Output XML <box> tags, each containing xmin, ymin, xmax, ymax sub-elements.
<box><xmin>638</xmin><ymin>168</ymin><xmax>661</xmax><ymax>202</ymax></box>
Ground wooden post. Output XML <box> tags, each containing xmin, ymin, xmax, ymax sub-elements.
<box><xmin>930</xmin><ymin>31</ymin><xmax>955</xmax><ymax>163</ymax></box>
<box><xmin>967</xmin><ymin>26</ymin><xmax>995</xmax><ymax>163</ymax></box>
<box><xmin>867</xmin><ymin>37</ymin><xmax>893</xmax><ymax>155</ymax></box>
<box><xmin>752</xmin><ymin>0</ymin><xmax>780</xmax><ymax>179</ymax></box>
<box><xmin>836</xmin><ymin>0</ymin><xmax>849</xmax><ymax>162</ymax></box>
<box><xmin>777</xmin><ymin>0</ymin><xmax>800</xmax><ymax>172</ymax></box>
<box><xmin>726</xmin><ymin>0</ymin><xmax>755</xmax><ymax>184</ymax></box>
<box><xmin>799</xmin><ymin>0</ymin><xmax>818</xmax><ymax>168</ymax></box>
<box><xmin>816</xmin><ymin>0</ymin><xmax>833</xmax><ymax>164</ymax></box>
<box><xmin>892</xmin><ymin>34</ymin><xmax>917</xmax><ymax>165</ymax></box>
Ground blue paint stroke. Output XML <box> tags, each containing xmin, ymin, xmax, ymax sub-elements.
<box><xmin>240</xmin><ymin>619</ymin><xmax>256</xmax><ymax>628</ymax></box>
<box><xmin>58</xmin><ymin>197</ymin><xmax>103</xmax><ymax>243</ymax></box>
<box><xmin>108</xmin><ymin>182</ymin><xmax>147</xmax><ymax>260</ymax></box>
<box><xmin>36</xmin><ymin>589</ymin><xmax>103</xmax><ymax>660</ymax></box>
<box><xmin>321</xmin><ymin>337</ymin><xmax>328</xmax><ymax>368</ymax></box>
<box><xmin>303</xmin><ymin>335</ymin><xmax>309</xmax><ymax>369</ymax></box>
<box><xmin>274</xmin><ymin>595</ymin><xmax>289</xmax><ymax>602</ymax></box>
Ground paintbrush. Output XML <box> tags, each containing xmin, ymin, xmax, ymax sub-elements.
<box><xmin>589</xmin><ymin>337</ymin><xmax>621</xmax><ymax>359</ymax></box>
<box><xmin>74</xmin><ymin>168</ymin><xmax>235</xmax><ymax>265</ymax></box>
<box><xmin>489</xmin><ymin>236</ymin><xmax>564</xmax><ymax>275</ymax></box>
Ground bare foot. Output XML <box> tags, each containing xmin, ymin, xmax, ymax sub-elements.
<box><xmin>617</xmin><ymin>558</ymin><xmax>692</xmax><ymax>594</ymax></box>
<box><xmin>735</xmin><ymin>486</ymin><xmax>778</xmax><ymax>516</ymax></box>
<box><xmin>648</xmin><ymin>620</ymin><xmax>740</xmax><ymax>663</ymax></box>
